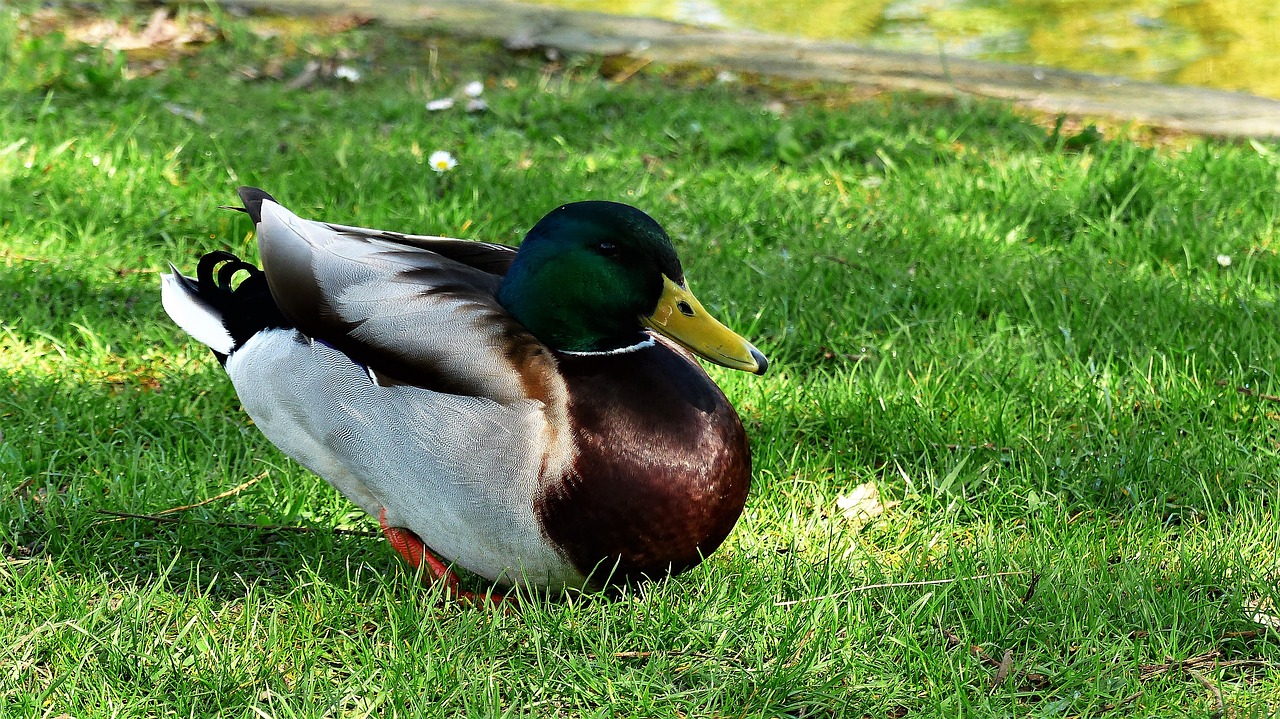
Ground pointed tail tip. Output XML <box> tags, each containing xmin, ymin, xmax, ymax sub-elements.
<box><xmin>162</xmin><ymin>261</ymin><xmax>198</xmax><ymax>292</ymax></box>
<box><xmin>235</xmin><ymin>186</ymin><xmax>279</xmax><ymax>224</ymax></box>
<box><xmin>160</xmin><ymin>267</ymin><xmax>236</xmax><ymax>356</ymax></box>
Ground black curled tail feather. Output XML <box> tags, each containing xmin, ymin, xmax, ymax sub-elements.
<box><xmin>237</xmin><ymin>187</ymin><xmax>278</xmax><ymax>224</ymax></box>
<box><xmin>193</xmin><ymin>250</ymin><xmax>291</xmax><ymax>364</ymax></box>
<box><xmin>216</xmin><ymin>188</ymin><xmax>277</xmax><ymax>224</ymax></box>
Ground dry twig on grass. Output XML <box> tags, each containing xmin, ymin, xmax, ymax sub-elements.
<box><xmin>94</xmin><ymin>509</ymin><xmax>381</xmax><ymax>538</ymax></box>
<box><xmin>1140</xmin><ymin>651</ymin><xmax>1221</xmax><ymax>680</ymax></box>
<box><xmin>154</xmin><ymin>472</ymin><xmax>267</xmax><ymax>515</ymax></box>
<box><xmin>1186</xmin><ymin>668</ymin><xmax>1224</xmax><ymax>716</ymax></box>
<box><xmin>1099</xmin><ymin>691</ymin><xmax>1143</xmax><ymax>713</ymax></box>
<box><xmin>91</xmin><ymin>472</ymin><xmax>382</xmax><ymax>538</ymax></box>
<box><xmin>776</xmin><ymin>570</ymin><xmax>1027</xmax><ymax>607</ymax></box>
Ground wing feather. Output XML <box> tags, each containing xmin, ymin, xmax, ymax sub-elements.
<box><xmin>324</xmin><ymin>222</ymin><xmax>517</xmax><ymax>275</ymax></box>
<box><xmin>254</xmin><ymin>199</ymin><xmax>552</xmax><ymax>404</ymax></box>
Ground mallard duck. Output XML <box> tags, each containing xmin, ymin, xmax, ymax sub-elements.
<box><xmin>162</xmin><ymin>187</ymin><xmax>766</xmax><ymax>600</ymax></box>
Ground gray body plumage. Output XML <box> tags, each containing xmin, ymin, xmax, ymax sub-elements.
<box><xmin>163</xmin><ymin>199</ymin><xmax>584</xmax><ymax>589</ymax></box>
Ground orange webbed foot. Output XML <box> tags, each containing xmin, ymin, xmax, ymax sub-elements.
<box><xmin>377</xmin><ymin>508</ymin><xmax>514</xmax><ymax>608</ymax></box>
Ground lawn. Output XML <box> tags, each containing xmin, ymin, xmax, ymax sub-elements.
<box><xmin>1</xmin><ymin>3</ymin><xmax>1278</xmax><ymax>717</ymax></box>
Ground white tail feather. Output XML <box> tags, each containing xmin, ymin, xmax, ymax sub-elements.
<box><xmin>161</xmin><ymin>271</ymin><xmax>235</xmax><ymax>354</ymax></box>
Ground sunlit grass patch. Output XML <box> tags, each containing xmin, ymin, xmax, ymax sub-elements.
<box><xmin>1</xmin><ymin>2</ymin><xmax>1278</xmax><ymax>717</ymax></box>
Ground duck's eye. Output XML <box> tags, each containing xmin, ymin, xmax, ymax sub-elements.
<box><xmin>676</xmin><ymin>300</ymin><xmax>695</xmax><ymax>317</ymax></box>
<box><xmin>595</xmin><ymin>241</ymin><xmax>619</xmax><ymax>257</ymax></box>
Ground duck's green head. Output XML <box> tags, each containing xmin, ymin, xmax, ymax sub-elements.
<box><xmin>498</xmin><ymin>201</ymin><xmax>767</xmax><ymax>374</ymax></box>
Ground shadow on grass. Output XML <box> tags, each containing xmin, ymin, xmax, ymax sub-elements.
<box><xmin>78</xmin><ymin>513</ymin><xmax>397</xmax><ymax>600</ymax></box>
<box><xmin>0</xmin><ymin>259</ymin><xmax>163</xmax><ymax>349</ymax></box>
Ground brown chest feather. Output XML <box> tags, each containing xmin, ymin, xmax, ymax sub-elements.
<box><xmin>534</xmin><ymin>344</ymin><xmax>751</xmax><ymax>587</ymax></box>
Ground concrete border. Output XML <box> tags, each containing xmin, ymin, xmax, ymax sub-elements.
<box><xmin>222</xmin><ymin>0</ymin><xmax>1280</xmax><ymax>138</ymax></box>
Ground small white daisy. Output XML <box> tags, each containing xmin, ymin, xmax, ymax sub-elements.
<box><xmin>464</xmin><ymin>80</ymin><xmax>484</xmax><ymax>97</ymax></box>
<box><xmin>333</xmin><ymin>65</ymin><xmax>361</xmax><ymax>82</ymax></box>
<box><xmin>1217</xmin><ymin>254</ymin><xmax>1232</xmax><ymax>267</ymax></box>
<box><xmin>429</xmin><ymin>150</ymin><xmax>458</xmax><ymax>173</ymax></box>
<box><xmin>425</xmin><ymin>97</ymin><xmax>455</xmax><ymax>111</ymax></box>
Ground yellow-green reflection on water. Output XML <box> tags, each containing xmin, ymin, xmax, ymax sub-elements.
<box><xmin>531</xmin><ymin>0</ymin><xmax>1280</xmax><ymax>99</ymax></box>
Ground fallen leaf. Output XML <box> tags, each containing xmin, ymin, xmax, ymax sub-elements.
<box><xmin>836</xmin><ymin>481</ymin><xmax>898</xmax><ymax>526</ymax></box>
<box><xmin>67</xmin><ymin>9</ymin><xmax>213</xmax><ymax>54</ymax></box>
<box><xmin>286</xmin><ymin>61</ymin><xmax>322</xmax><ymax>91</ymax></box>
<box><xmin>1249</xmin><ymin>608</ymin><xmax>1280</xmax><ymax>629</ymax></box>
<box><xmin>989</xmin><ymin>648</ymin><xmax>1013</xmax><ymax>693</ymax></box>
<box><xmin>162</xmin><ymin>102</ymin><xmax>205</xmax><ymax>125</ymax></box>
<box><xmin>325</xmin><ymin>14</ymin><xmax>374</xmax><ymax>34</ymax></box>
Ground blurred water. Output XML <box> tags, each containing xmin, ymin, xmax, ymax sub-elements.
<box><xmin>531</xmin><ymin>0</ymin><xmax>1280</xmax><ymax>99</ymax></box>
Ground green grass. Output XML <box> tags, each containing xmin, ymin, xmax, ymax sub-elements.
<box><xmin>2</xmin><ymin>3</ymin><xmax>1279</xmax><ymax>717</ymax></box>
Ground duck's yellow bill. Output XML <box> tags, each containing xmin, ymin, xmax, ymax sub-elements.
<box><xmin>642</xmin><ymin>275</ymin><xmax>768</xmax><ymax>375</ymax></box>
